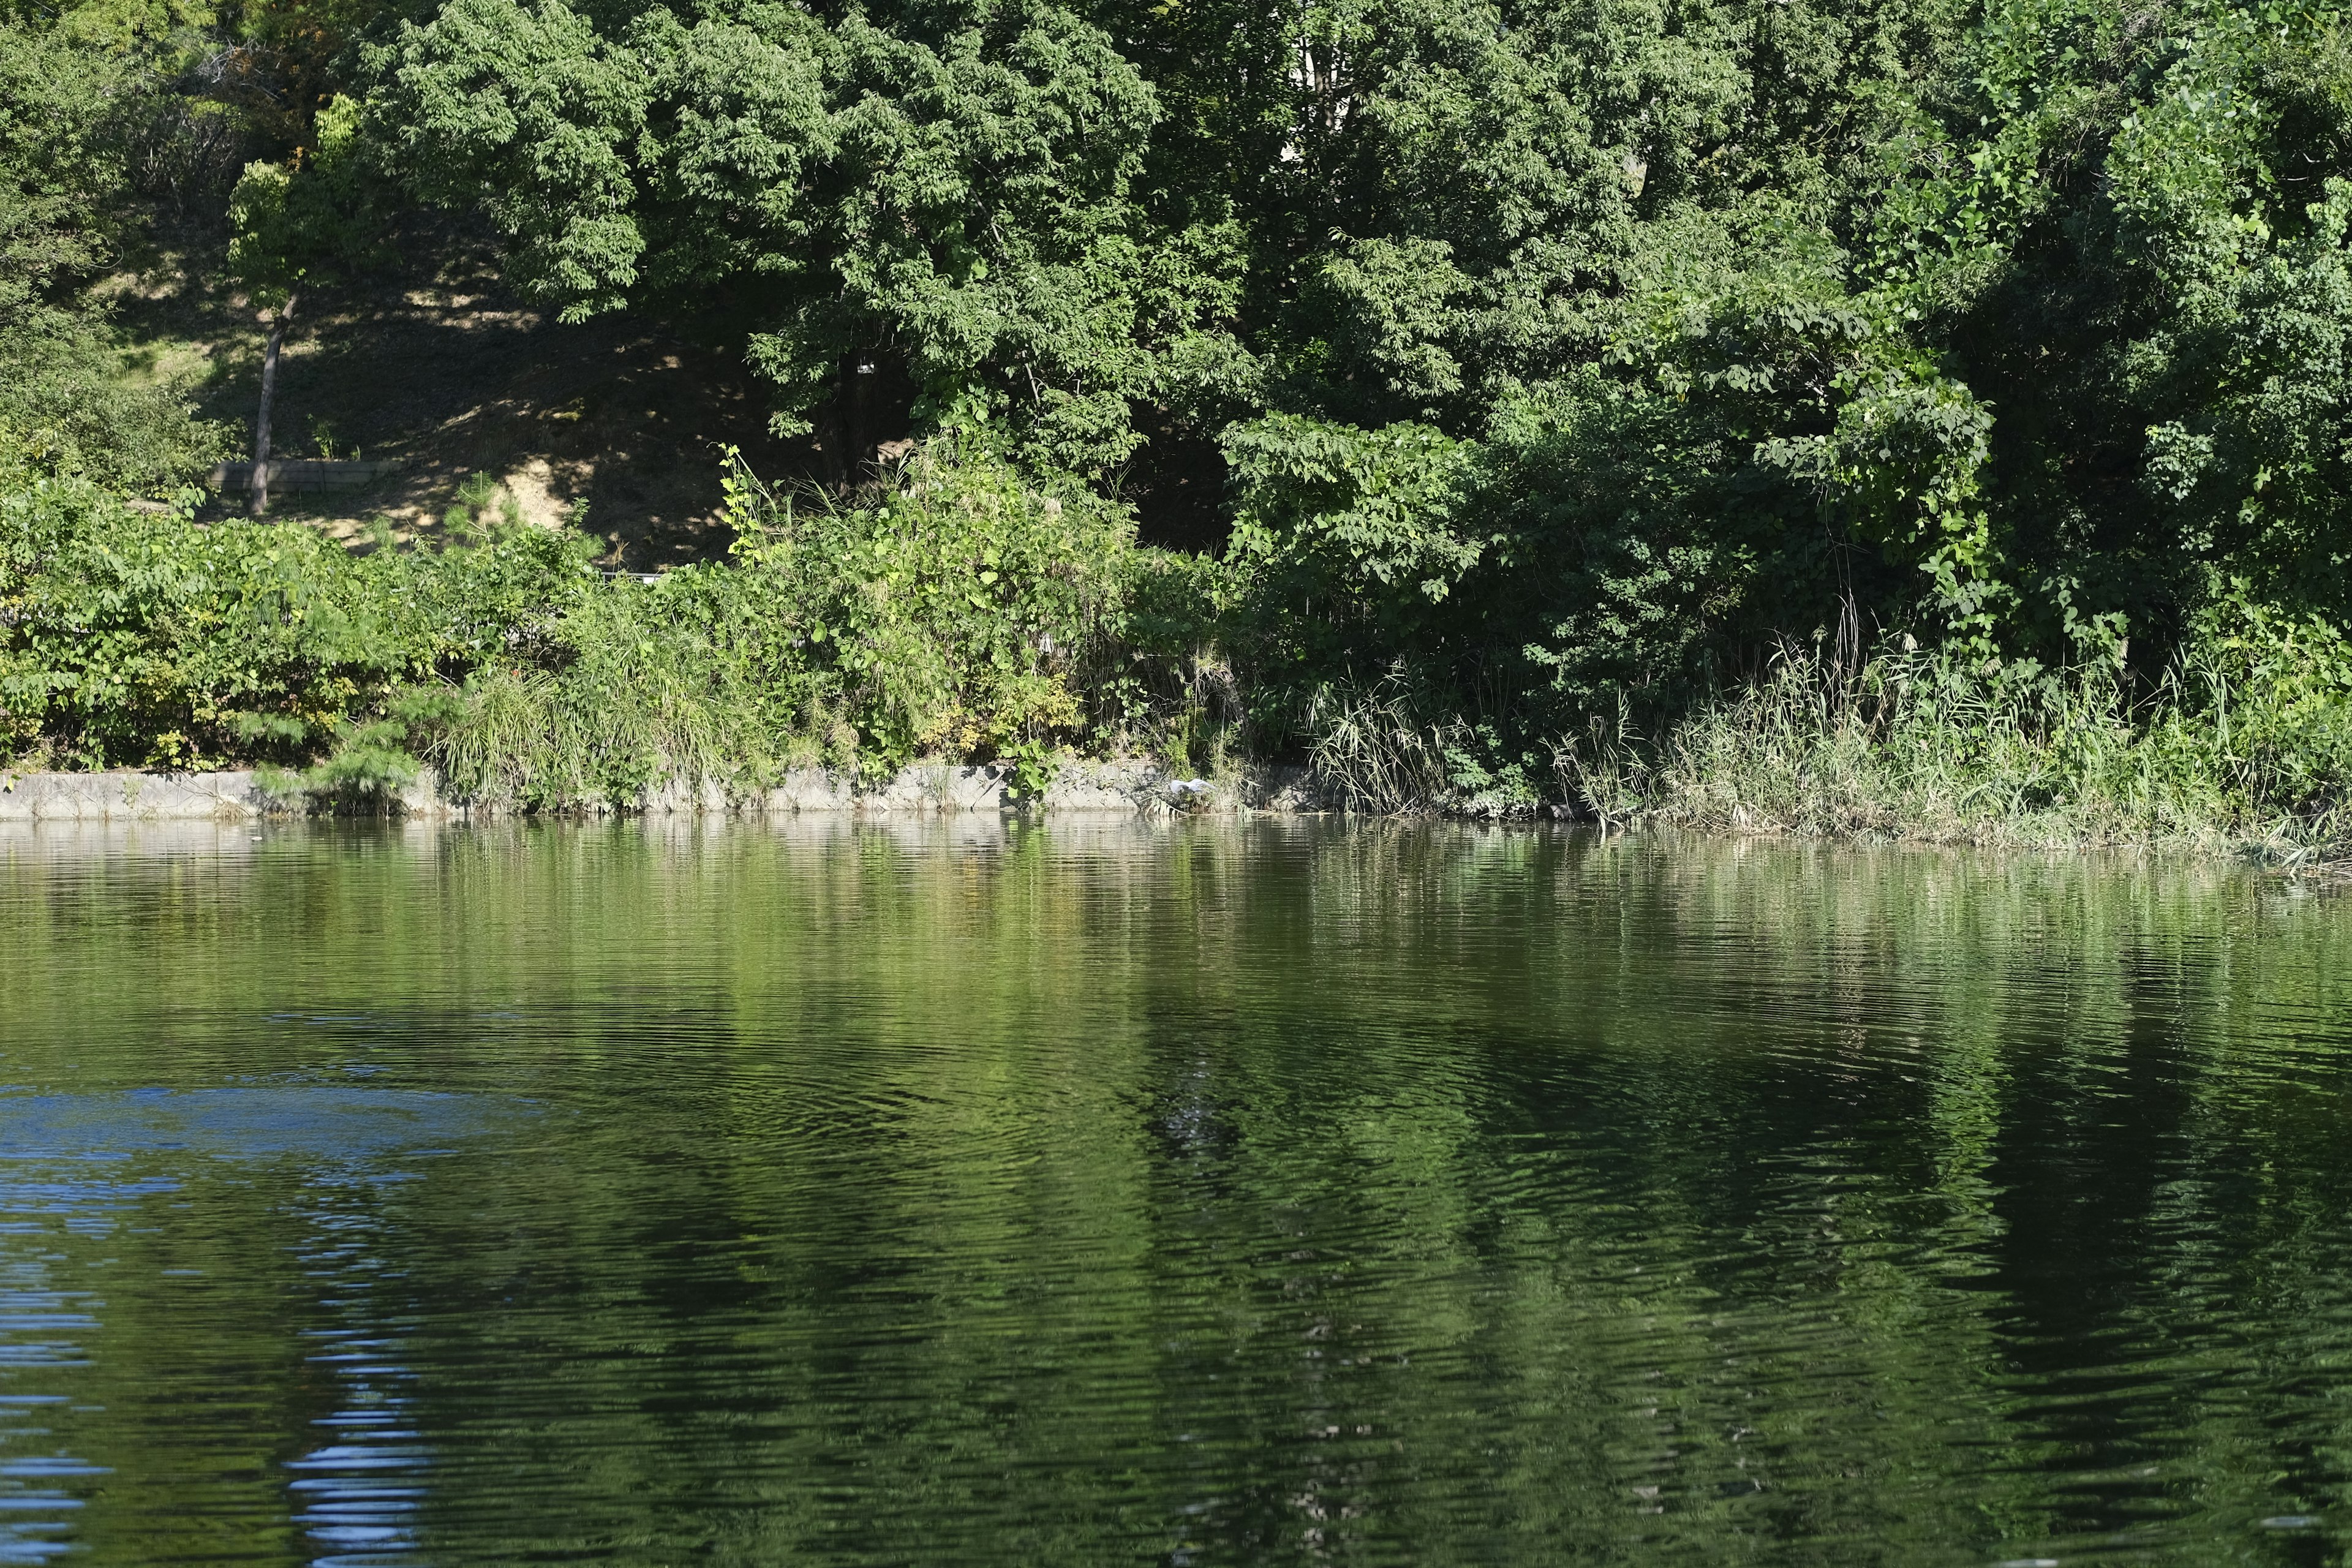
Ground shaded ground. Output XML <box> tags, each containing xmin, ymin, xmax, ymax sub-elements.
<box><xmin>109</xmin><ymin>235</ymin><xmax>797</xmax><ymax>567</ymax></box>
<box><xmin>102</xmin><ymin>225</ymin><xmax>1232</xmax><ymax>562</ymax></box>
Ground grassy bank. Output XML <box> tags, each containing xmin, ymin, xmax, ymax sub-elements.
<box><xmin>1219</xmin><ymin>611</ymin><xmax>2352</xmax><ymax>860</ymax></box>
<box><xmin>1554</xmin><ymin>637</ymin><xmax>2352</xmax><ymax>862</ymax></box>
<box><xmin>11</xmin><ymin>451</ymin><xmax>2352</xmax><ymax>863</ymax></box>
<box><xmin>0</xmin><ymin>442</ymin><xmax>1186</xmax><ymax>809</ymax></box>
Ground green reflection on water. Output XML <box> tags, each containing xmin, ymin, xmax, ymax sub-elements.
<box><xmin>1</xmin><ymin>818</ymin><xmax>2350</xmax><ymax>1566</ymax></box>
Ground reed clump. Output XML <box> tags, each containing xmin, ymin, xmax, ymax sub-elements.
<box><xmin>1556</xmin><ymin>623</ymin><xmax>2352</xmax><ymax>859</ymax></box>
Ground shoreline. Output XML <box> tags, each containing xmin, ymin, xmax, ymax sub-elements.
<box><xmin>2</xmin><ymin>763</ymin><xmax>2333</xmax><ymax>872</ymax></box>
<box><xmin>0</xmin><ymin>761</ymin><xmax>1333</xmax><ymax>823</ymax></box>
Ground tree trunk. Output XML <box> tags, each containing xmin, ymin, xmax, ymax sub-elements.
<box><xmin>838</xmin><ymin>352</ymin><xmax>865</xmax><ymax>496</ymax></box>
<box><xmin>251</xmin><ymin>290</ymin><xmax>296</xmax><ymax>519</ymax></box>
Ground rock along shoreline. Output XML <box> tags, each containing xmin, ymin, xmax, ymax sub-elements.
<box><xmin>0</xmin><ymin>761</ymin><xmax>1332</xmax><ymax>823</ymax></box>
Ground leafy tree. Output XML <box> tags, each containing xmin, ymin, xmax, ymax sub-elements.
<box><xmin>225</xmin><ymin>92</ymin><xmax>382</xmax><ymax>514</ymax></box>
<box><xmin>0</xmin><ymin>20</ymin><xmax>227</xmax><ymax>492</ymax></box>
<box><xmin>368</xmin><ymin>0</ymin><xmax>1189</xmax><ymax>477</ymax></box>
<box><xmin>34</xmin><ymin>0</ymin><xmax>2352</xmax><ymax>788</ymax></box>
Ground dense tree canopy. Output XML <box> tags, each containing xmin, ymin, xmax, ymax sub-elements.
<box><xmin>12</xmin><ymin>0</ymin><xmax>2352</xmax><ymax>781</ymax></box>
<box><xmin>341</xmin><ymin>0</ymin><xmax>2352</xmax><ymax>703</ymax></box>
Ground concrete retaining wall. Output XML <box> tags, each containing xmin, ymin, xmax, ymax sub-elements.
<box><xmin>0</xmin><ymin>769</ymin><xmax>282</xmax><ymax>821</ymax></box>
<box><xmin>0</xmin><ymin>761</ymin><xmax>1329</xmax><ymax>821</ymax></box>
<box><xmin>210</xmin><ymin>459</ymin><xmax>401</xmax><ymax>493</ymax></box>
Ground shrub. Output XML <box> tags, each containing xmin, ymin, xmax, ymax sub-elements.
<box><xmin>1</xmin><ymin>439</ymin><xmax>1159</xmax><ymax>803</ymax></box>
<box><xmin>0</xmin><ymin>478</ymin><xmax>439</xmax><ymax>769</ymax></box>
<box><xmin>717</xmin><ymin>438</ymin><xmax>1137</xmax><ymax>785</ymax></box>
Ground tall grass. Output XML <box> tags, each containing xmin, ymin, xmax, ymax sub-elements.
<box><xmin>1305</xmin><ymin>672</ymin><xmax>1466</xmax><ymax>814</ymax></box>
<box><xmin>1556</xmin><ymin>633</ymin><xmax>2352</xmax><ymax>856</ymax></box>
<box><xmin>23</xmin><ymin>450</ymin><xmax>2352</xmax><ymax>850</ymax></box>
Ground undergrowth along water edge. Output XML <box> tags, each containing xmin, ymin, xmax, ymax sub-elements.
<box><xmin>10</xmin><ymin>451</ymin><xmax>2352</xmax><ymax>865</ymax></box>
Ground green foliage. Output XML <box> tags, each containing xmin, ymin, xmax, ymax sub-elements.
<box><xmin>323</xmin><ymin>0</ymin><xmax>2352</xmax><ymax>777</ymax></box>
<box><xmin>368</xmin><ymin>0</ymin><xmax>1179</xmax><ymax>467</ymax></box>
<box><xmin>718</xmin><ymin>435</ymin><xmax>1135</xmax><ymax>782</ymax></box>
<box><xmin>1564</xmin><ymin>603</ymin><xmax>2352</xmax><ymax>850</ymax></box>
<box><xmin>27</xmin><ymin>0</ymin><xmax>2352</xmax><ymax>838</ymax></box>
<box><xmin>1887</xmin><ymin>0</ymin><xmax>2352</xmax><ymax>657</ymax></box>
<box><xmin>0</xmin><ymin>21</ymin><xmax>119</xmax><ymax>335</ymax></box>
<box><xmin>226</xmin><ymin>94</ymin><xmax>386</xmax><ymax>303</ymax></box>
<box><xmin>1</xmin><ymin>439</ymin><xmax>1149</xmax><ymax>804</ymax></box>
<box><xmin>1219</xmin><ymin>413</ymin><xmax>1485</xmax><ymax>702</ymax></box>
<box><xmin>372</xmin><ymin>0</ymin><xmax>649</xmax><ymax>319</ymax></box>
<box><xmin>1304</xmin><ymin>666</ymin><xmax>1526</xmax><ymax>816</ymax></box>
<box><xmin>0</xmin><ymin>475</ymin><xmax>536</xmax><ymax>771</ymax></box>
<box><xmin>0</xmin><ymin>21</ymin><xmax>231</xmax><ymax>494</ymax></box>
<box><xmin>1185</xmin><ymin>0</ymin><xmax>2352</xmax><ymax>810</ymax></box>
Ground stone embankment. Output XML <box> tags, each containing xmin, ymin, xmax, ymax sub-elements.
<box><xmin>0</xmin><ymin>761</ymin><xmax>1329</xmax><ymax>822</ymax></box>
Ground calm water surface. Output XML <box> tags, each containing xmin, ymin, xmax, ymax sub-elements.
<box><xmin>1</xmin><ymin>817</ymin><xmax>2350</xmax><ymax>1565</ymax></box>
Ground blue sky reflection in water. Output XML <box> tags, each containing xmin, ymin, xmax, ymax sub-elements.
<box><xmin>2</xmin><ymin>818</ymin><xmax>2352</xmax><ymax>1565</ymax></box>
<box><xmin>0</xmin><ymin>1087</ymin><xmax>518</xmax><ymax>1566</ymax></box>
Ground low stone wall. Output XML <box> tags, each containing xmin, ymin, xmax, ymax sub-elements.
<box><xmin>0</xmin><ymin>769</ymin><xmax>282</xmax><ymax>821</ymax></box>
<box><xmin>210</xmin><ymin>459</ymin><xmax>401</xmax><ymax>492</ymax></box>
<box><xmin>0</xmin><ymin>761</ymin><xmax>1329</xmax><ymax>821</ymax></box>
<box><xmin>499</xmin><ymin>759</ymin><xmax>1326</xmax><ymax>817</ymax></box>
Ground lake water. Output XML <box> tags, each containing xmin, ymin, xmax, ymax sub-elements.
<box><xmin>1</xmin><ymin>818</ymin><xmax>2350</xmax><ymax>1565</ymax></box>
